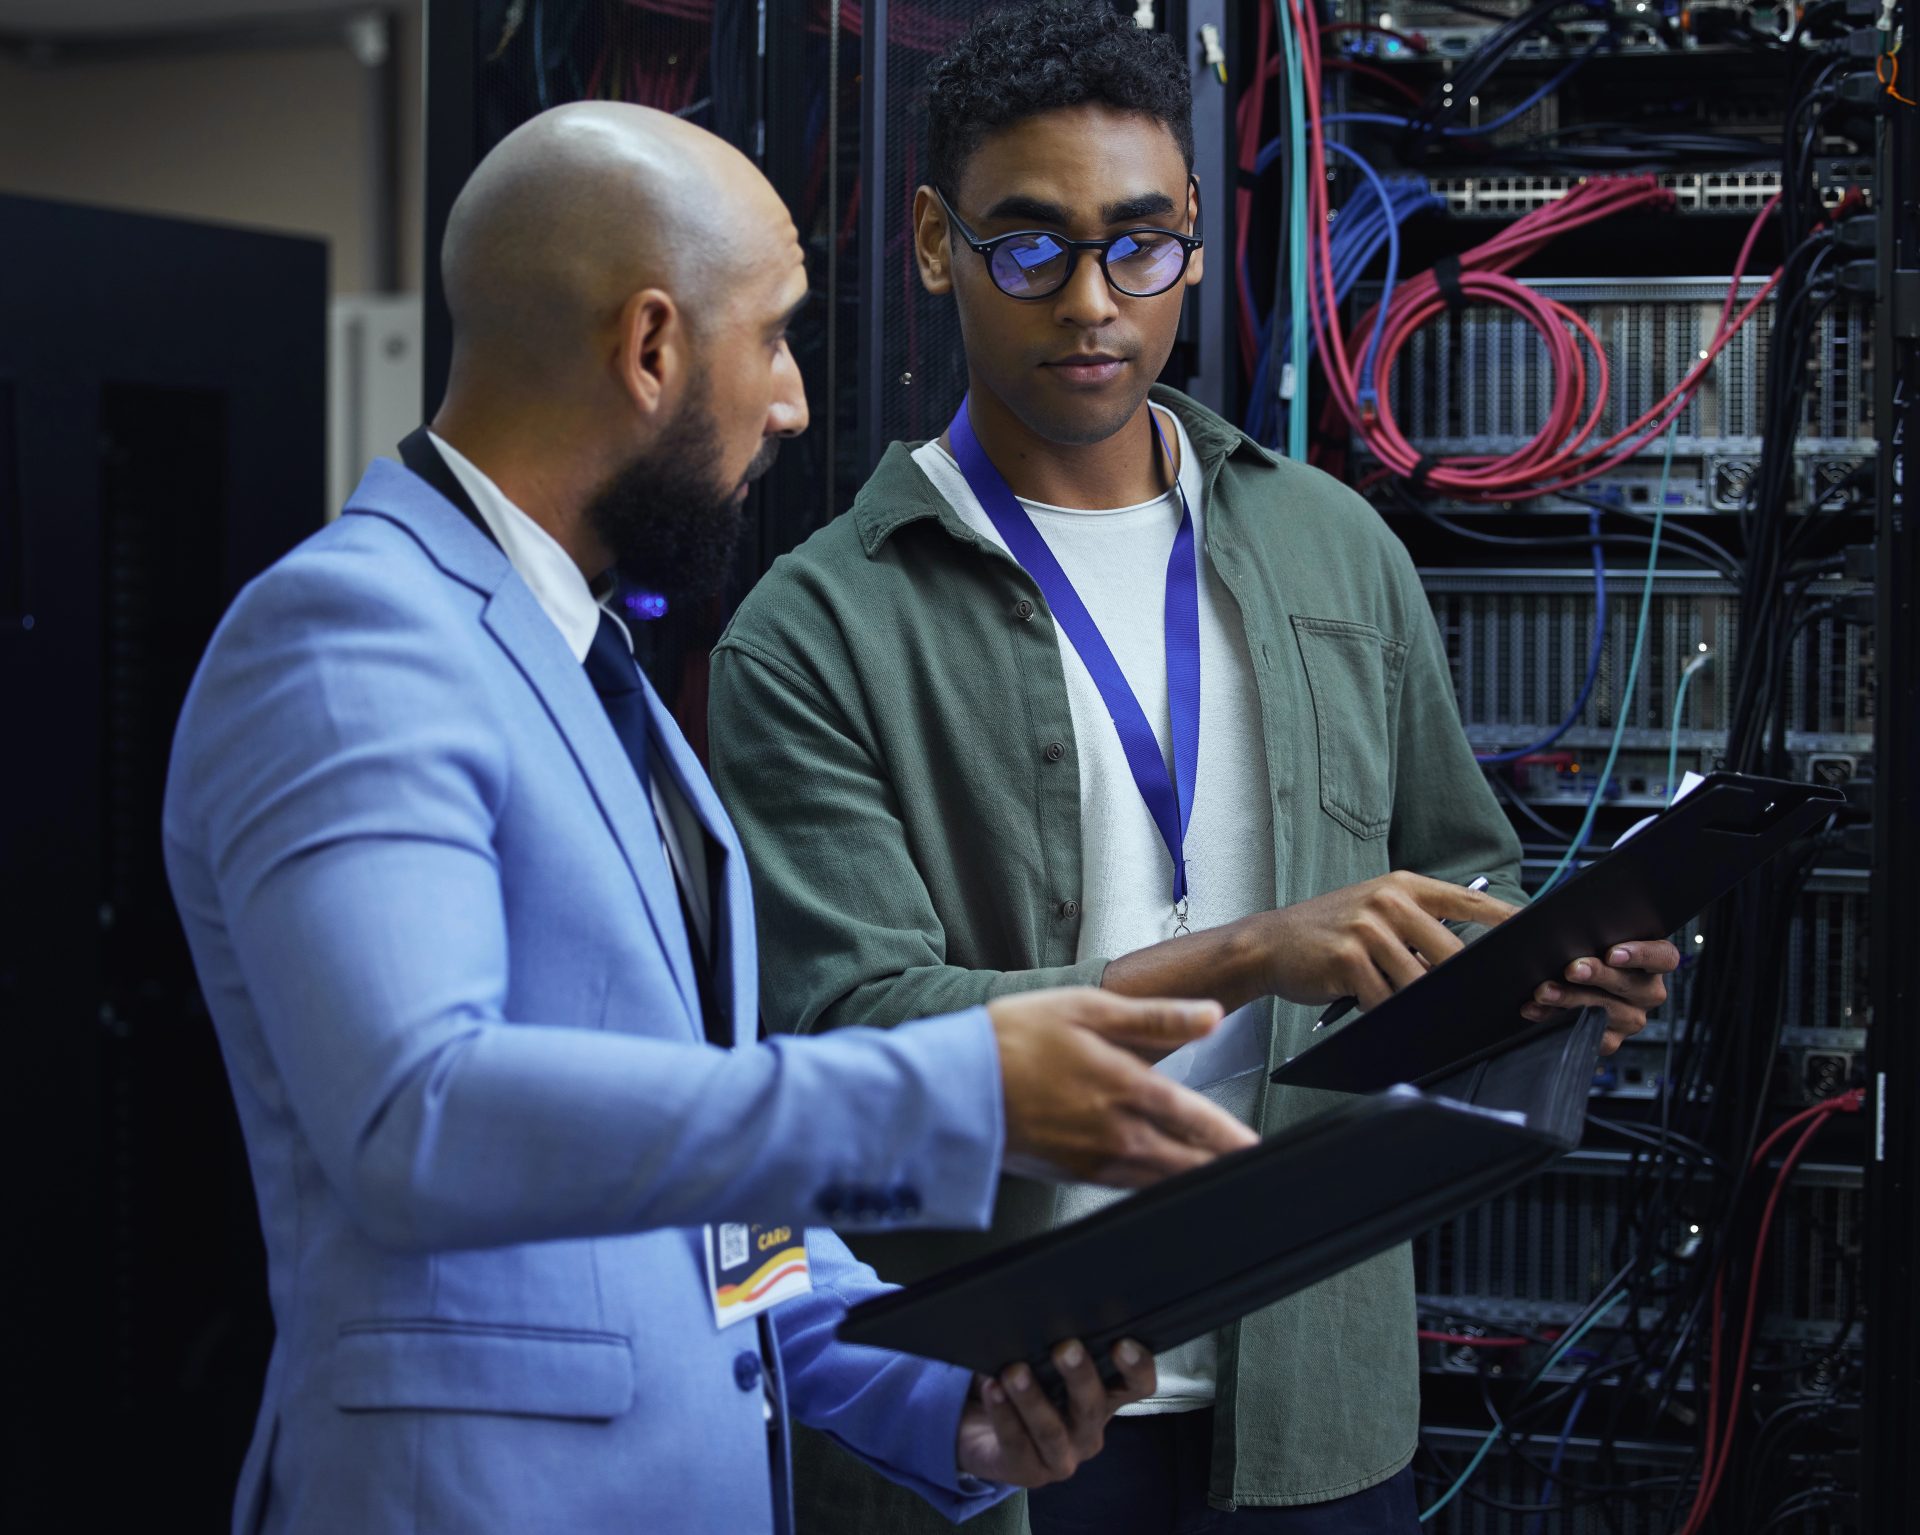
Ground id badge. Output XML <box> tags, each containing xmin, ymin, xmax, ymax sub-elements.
<box><xmin>705</xmin><ymin>1223</ymin><xmax>812</xmax><ymax>1330</ymax></box>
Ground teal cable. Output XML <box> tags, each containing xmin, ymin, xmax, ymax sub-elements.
<box><xmin>1665</xmin><ymin>650</ymin><xmax>1713</xmax><ymax>800</ymax></box>
<box><xmin>1419</xmin><ymin>1278</ymin><xmax>1640</xmax><ymax>1522</ymax></box>
<box><xmin>1538</xmin><ymin>420</ymin><xmax>1682</xmax><ymax>893</ymax></box>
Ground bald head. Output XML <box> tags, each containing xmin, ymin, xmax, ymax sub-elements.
<box><xmin>428</xmin><ymin>102</ymin><xmax>810</xmax><ymax>587</ymax></box>
<box><xmin>441</xmin><ymin>102</ymin><xmax>795</xmax><ymax>390</ymax></box>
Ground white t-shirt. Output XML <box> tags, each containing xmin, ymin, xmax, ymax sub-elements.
<box><xmin>914</xmin><ymin>407</ymin><xmax>1277</xmax><ymax>1413</ymax></box>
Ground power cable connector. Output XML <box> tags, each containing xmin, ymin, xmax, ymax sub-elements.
<box><xmin>1836</xmin><ymin>258</ymin><xmax>1879</xmax><ymax>296</ymax></box>
<box><xmin>1836</xmin><ymin>68</ymin><xmax>1894</xmax><ymax>104</ymax></box>
<box><xmin>1835</xmin><ymin>212</ymin><xmax>1879</xmax><ymax>252</ymax></box>
<box><xmin>1198</xmin><ymin>22</ymin><xmax>1227</xmax><ymax>84</ymax></box>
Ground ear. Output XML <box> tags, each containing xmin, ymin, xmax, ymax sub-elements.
<box><xmin>913</xmin><ymin>185</ymin><xmax>954</xmax><ymax>296</ymax></box>
<box><xmin>1184</xmin><ymin>180</ymin><xmax>1205</xmax><ymax>289</ymax></box>
<box><xmin>613</xmin><ymin>287</ymin><xmax>686</xmax><ymax>420</ymax></box>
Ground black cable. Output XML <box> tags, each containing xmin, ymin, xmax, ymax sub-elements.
<box><xmin>1405</xmin><ymin>1</ymin><xmax>1605</xmax><ymax>145</ymax></box>
<box><xmin>1752</xmin><ymin>1486</ymin><xmax>1844</xmax><ymax>1534</ymax></box>
<box><xmin>1418</xmin><ymin>1305</ymin><xmax>1557</xmax><ymax>1345</ymax></box>
<box><xmin>1584</xmin><ymin>1114</ymin><xmax>1730</xmax><ymax>1174</ymax></box>
<box><xmin>1556</xmin><ymin>490</ymin><xmax>1744</xmax><ymax>580</ymax></box>
<box><xmin>1395</xmin><ymin>37</ymin><xmax>1867</xmax><ymax>1522</ymax></box>
<box><xmin>1489</xmin><ymin>769</ymin><xmax>1574</xmax><ymax>841</ymax></box>
<box><xmin>1391</xmin><ymin>489</ymin><xmax>1739</xmax><ymax>576</ymax></box>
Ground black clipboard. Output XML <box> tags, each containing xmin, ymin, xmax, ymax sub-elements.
<box><xmin>1270</xmin><ymin>773</ymin><xmax>1842</xmax><ymax>1095</ymax></box>
<box><xmin>836</xmin><ymin>1086</ymin><xmax>1566</xmax><ymax>1393</ymax></box>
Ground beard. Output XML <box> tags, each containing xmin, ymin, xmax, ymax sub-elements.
<box><xmin>584</xmin><ymin>373</ymin><xmax>779</xmax><ymax>602</ymax></box>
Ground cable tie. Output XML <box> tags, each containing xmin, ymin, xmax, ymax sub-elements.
<box><xmin>1432</xmin><ymin>253</ymin><xmax>1469</xmax><ymax>313</ymax></box>
<box><xmin>1408</xmin><ymin>453</ymin><xmax>1441</xmax><ymax>496</ymax></box>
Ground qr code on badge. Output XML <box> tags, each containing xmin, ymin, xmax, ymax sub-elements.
<box><xmin>719</xmin><ymin>1224</ymin><xmax>750</xmax><ymax>1270</ymax></box>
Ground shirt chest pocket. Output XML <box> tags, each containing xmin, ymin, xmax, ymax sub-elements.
<box><xmin>1290</xmin><ymin>616</ymin><xmax>1409</xmax><ymax>841</ymax></box>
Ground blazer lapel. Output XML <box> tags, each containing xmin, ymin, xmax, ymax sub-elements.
<box><xmin>481</xmin><ymin>583</ymin><xmax>706</xmax><ymax>1037</ymax></box>
<box><xmin>347</xmin><ymin>454</ymin><xmax>707</xmax><ymax>1040</ymax></box>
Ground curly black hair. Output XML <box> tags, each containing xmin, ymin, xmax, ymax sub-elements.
<box><xmin>924</xmin><ymin>0</ymin><xmax>1194</xmax><ymax>199</ymax></box>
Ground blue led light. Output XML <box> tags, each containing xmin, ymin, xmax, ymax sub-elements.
<box><xmin>624</xmin><ymin>590</ymin><xmax>670</xmax><ymax>621</ymax></box>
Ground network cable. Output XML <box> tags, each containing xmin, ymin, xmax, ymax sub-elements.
<box><xmin>1536</xmin><ymin>420</ymin><xmax>1678</xmax><ymax>894</ymax></box>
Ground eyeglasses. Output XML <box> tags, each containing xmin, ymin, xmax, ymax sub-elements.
<box><xmin>934</xmin><ymin>180</ymin><xmax>1204</xmax><ymax>301</ymax></box>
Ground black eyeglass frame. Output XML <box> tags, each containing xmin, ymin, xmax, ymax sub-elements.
<box><xmin>933</xmin><ymin>177</ymin><xmax>1205</xmax><ymax>301</ymax></box>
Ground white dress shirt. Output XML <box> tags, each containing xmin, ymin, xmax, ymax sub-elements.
<box><xmin>428</xmin><ymin>431</ymin><xmax>712</xmax><ymax>954</ymax></box>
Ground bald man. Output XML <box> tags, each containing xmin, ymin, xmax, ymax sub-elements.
<box><xmin>163</xmin><ymin>103</ymin><xmax>1255</xmax><ymax>1535</ymax></box>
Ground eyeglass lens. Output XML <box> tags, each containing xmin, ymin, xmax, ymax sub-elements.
<box><xmin>986</xmin><ymin>229</ymin><xmax>1188</xmax><ymax>299</ymax></box>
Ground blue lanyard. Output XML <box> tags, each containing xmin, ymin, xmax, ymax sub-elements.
<box><xmin>949</xmin><ymin>396</ymin><xmax>1201</xmax><ymax>908</ymax></box>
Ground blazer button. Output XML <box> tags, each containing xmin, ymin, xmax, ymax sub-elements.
<box><xmin>1044</xmin><ymin>741</ymin><xmax>1066</xmax><ymax>763</ymax></box>
<box><xmin>734</xmin><ymin>1351</ymin><xmax>763</xmax><ymax>1392</ymax></box>
<box><xmin>1058</xmin><ymin>899</ymin><xmax>1080</xmax><ymax>920</ymax></box>
<box><xmin>1014</xmin><ymin>598</ymin><xmax>1035</xmax><ymax>621</ymax></box>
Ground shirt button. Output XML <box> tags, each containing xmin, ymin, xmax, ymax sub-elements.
<box><xmin>733</xmin><ymin>1352</ymin><xmax>763</xmax><ymax>1392</ymax></box>
<box><xmin>1059</xmin><ymin>899</ymin><xmax>1080</xmax><ymax>919</ymax></box>
<box><xmin>1014</xmin><ymin>599</ymin><xmax>1035</xmax><ymax>621</ymax></box>
<box><xmin>1045</xmin><ymin>741</ymin><xmax>1066</xmax><ymax>763</ymax></box>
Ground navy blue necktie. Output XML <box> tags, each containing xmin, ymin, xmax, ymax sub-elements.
<box><xmin>584</xmin><ymin>609</ymin><xmax>650</xmax><ymax>796</ymax></box>
<box><xmin>583</xmin><ymin>609</ymin><xmax>728</xmax><ymax>1047</ymax></box>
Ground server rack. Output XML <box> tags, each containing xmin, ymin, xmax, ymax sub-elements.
<box><xmin>0</xmin><ymin>195</ymin><xmax>326</xmax><ymax>1530</ymax></box>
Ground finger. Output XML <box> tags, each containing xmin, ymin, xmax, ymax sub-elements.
<box><xmin>1094</xmin><ymin>1143</ymin><xmax>1213</xmax><ymax>1188</ymax></box>
<box><xmin>1388</xmin><ymin>905</ymin><xmax>1467</xmax><ymax>971</ymax></box>
<box><xmin>1553</xmin><ymin>962</ymin><xmax>1667</xmax><ymax>1010</ymax></box>
<box><xmin>1364</xmin><ymin>927</ymin><xmax>1427</xmax><ymax>995</ymax></box>
<box><xmin>1350</xmin><ymin>961</ymin><xmax>1396</xmax><ymax>1013</ymax></box>
<box><xmin>1095</xmin><ymin>1119</ymin><xmax>1256</xmax><ymax>1188</ymax></box>
<box><xmin>1082</xmin><ymin>995</ymin><xmax>1226</xmax><ymax>1052</ymax></box>
<box><xmin>977</xmin><ymin>1376</ymin><xmax>1037</xmax><ymax>1479</ymax></box>
<box><xmin>1001</xmin><ymin>1361</ymin><xmax>1073</xmax><ymax>1476</ymax></box>
<box><xmin>1129</xmin><ymin>1070</ymin><xmax>1261</xmax><ymax>1156</ymax></box>
<box><xmin>1532</xmin><ymin>983</ymin><xmax>1649</xmax><ymax>1035</ymax></box>
<box><xmin>1053</xmin><ymin>1340</ymin><xmax>1106</xmax><ymax>1445</ymax></box>
<box><xmin>1395</xmin><ymin>873</ymin><xmax>1522</xmax><ymax>929</ymax></box>
<box><xmin>1601</xmin><ymin>1027</ymin><xmax>1629</xmax><ymax>1056</ymax></box>
<box><xmin>1110</xmin><ymin>1339</ymin><xmax>1156</xmax><ymax>1404</ymax></box>
<box><xmin>1601</xmin><ymin>939</ymin><xmax>1682</xmax><ymax>975</ymax></box>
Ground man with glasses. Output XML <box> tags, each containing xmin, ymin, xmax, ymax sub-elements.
<box><xmin>710</xmin><ymin>3</ymin><xmax>1678</xmax><ymax>1531</ymax></box>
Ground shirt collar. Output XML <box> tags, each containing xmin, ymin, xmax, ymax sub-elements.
<box><xmin>850</xmin><ymin>384</ymin><xmax>1276</xmax><ymax>558</ymax></box>
<box><xmin>427</xmin><ymin>430</ymin><xmax>627</xmax><ymax>663</ymax></box>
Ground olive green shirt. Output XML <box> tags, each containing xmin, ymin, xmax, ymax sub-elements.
<box><xmin>709</xmin><ymin>387</ymin><xmax>1524</xmax><ymax>1525</ymax></box>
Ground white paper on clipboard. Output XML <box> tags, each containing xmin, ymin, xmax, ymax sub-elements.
<box><xmin>1155</xmin><ymin>1000</ymin><xmax>1271</xmax><ymax>1091</ymax></box>
<box><xmin>1613</xmin><ymin>771</ymin><xmax>1708</xmax><ymax>850</ymax></box>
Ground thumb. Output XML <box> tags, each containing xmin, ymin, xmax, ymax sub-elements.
<box><xmin>1077</xmin><ymin>995</ymin><xmax>1224</xmax><ymax>1052</ymax></box>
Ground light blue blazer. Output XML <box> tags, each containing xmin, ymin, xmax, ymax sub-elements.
<box><xmin>162</xmin><ymin>458</ymin><xmax>1012</xmax><ymax>1534</ymax></box>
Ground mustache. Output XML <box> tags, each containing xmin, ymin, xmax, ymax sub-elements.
<box><xmin>743</xmin><ymin>437</ymin><xmax>782</xmax><ymax>486</ymax></box>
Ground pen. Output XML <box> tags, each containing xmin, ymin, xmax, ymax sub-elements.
<box><xmin>1312</xmin><ymin>875</ymin><xmax>1491</xmax><ymax>1032</ymax></box>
